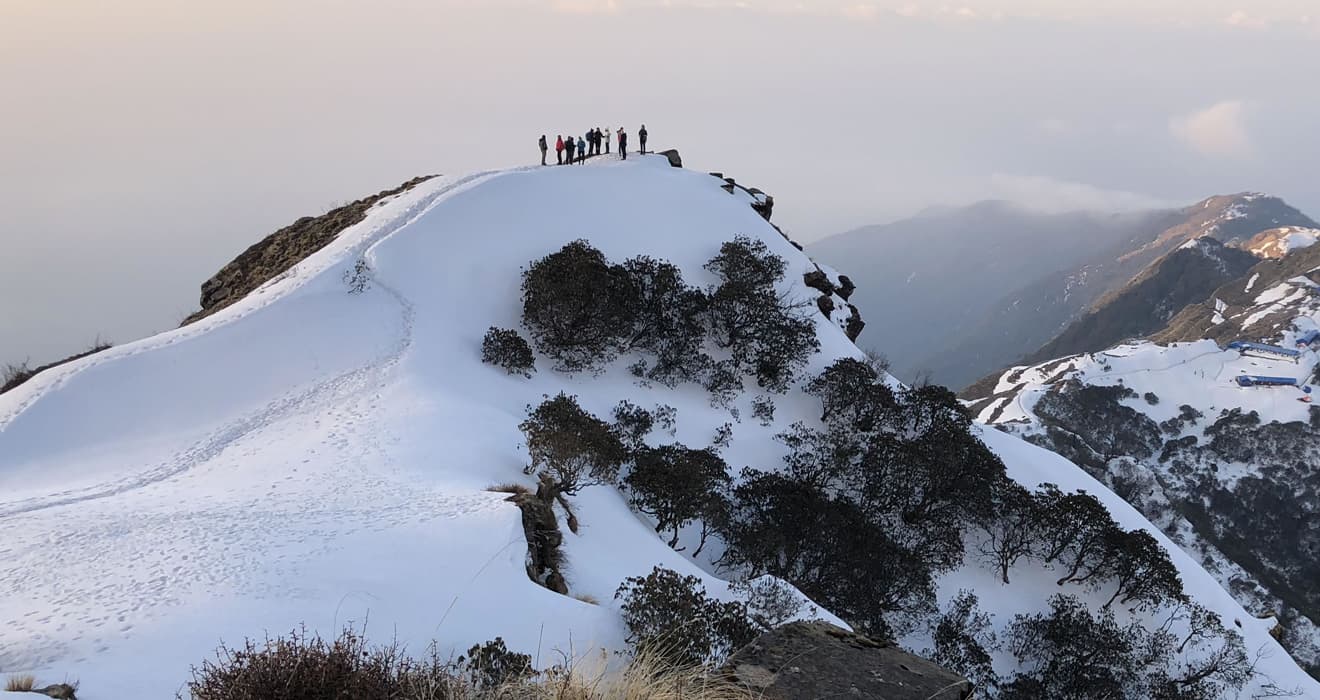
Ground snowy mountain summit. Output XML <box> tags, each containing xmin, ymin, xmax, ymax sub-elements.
<box><xmin>3</xmin><ymin>155</ymin><xmax>1318</xmax><ymax>698</ymax></box>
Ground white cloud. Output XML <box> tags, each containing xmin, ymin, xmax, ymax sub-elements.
<box><xmin>550</xmin><ymin>0</ymin><xmax>619</xmax><ymax>14</ymax></box>
<box><xmin>988</xmin><ymin>174</ymin><xmax>1178</xmax><ymax>213</ymax></box>
<box><xmin>1223</xmin><ymin>10</ymin><xmax>1269</xmax><ymax>28</ymax></box>
<box><xmin>842</xmin><ymin>3</ymin><xmax>881</xmax><ymax>20</ymax></box>
<box><xmin>1170</xmin><ymin>100</ymin><xmax>1254</xmax><ymax>158</ymax></box>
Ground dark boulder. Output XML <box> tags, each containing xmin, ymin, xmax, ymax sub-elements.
<box><xmin>658</xmin><ymin>149</ymin><xmax>683</xmax><ymax>167</ymax></box>
<box><xmin>803</xmin><ymin>269</ymin><xmax>837</xmax><ymax>296</ymax></box>
<box><xmin>721</xmin><ymin>621</ymin><xmax>972</xmax><ymax>700</ymax></box>
<box><xmin>751</xmin><ymin>194</ymin><xmax>774</xmax><ymax>222</ymax></box>
<box><xmin>817</xmin><ymin>295</ymin><xmax>836</xmax><ymax>316</ymax></box>
<box><xmin>837</xmin><ymin>275</ymin><xmax>856</xmax><ymax>301</ymax></box>
<box><xmin>845</xmin><ymin>304</ymin><xmax>865</xmax><ymax>341</ymax></box>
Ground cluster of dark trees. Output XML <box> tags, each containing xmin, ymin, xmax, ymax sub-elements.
<box><xmin>1000</xmin><ymin>594</ymin><xmax>1251</xmax><ymax>699</ymax></box>
<box><xmin>717</xmin><ymin>358</ymin><xmax>1188</xmax><ymax>639</ymax></box>
<box><xmin>516</xmin><ymin>238</ymin><xmax>819</xmax><ymax>398</ymax></box>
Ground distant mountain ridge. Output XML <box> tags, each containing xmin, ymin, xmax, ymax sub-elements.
<box><xmin>810</xmin><ymin>203</ymin><xmax>1180</xmax><ymax>387</ymax></box>
<box><xmin>811</xmin><ymin>193</ymin><xmax>1318</xmax><ymax>390</ymax></box>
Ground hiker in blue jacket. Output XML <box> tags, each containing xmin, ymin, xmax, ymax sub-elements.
<box><xmin>577</xmin><ymin>136</ymin><xmax>587</xmax><ymax>163</ymax></box>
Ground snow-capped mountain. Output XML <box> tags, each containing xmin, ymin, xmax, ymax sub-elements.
<box><xmin>2</xmin><ymin>156</ymin><xmax>1317</xmax><ymax>698</ymax></box>
<box><xmin>966</xmin><ymin>240</ymin><xmax>1320</xmax><ymax>677</ymax></box>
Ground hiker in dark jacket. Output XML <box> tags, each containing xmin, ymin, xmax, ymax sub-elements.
<box><xmin>618</xmin><ymin>128</ymin><xmax>628</xmax><ymax>160</ymax></box>
<box><xmin>595</xmin><ymin>128</ymin><xmax>603</xmax><ymax>155</ymax></box>
<box><xmin>565</xmin><ymin>135</ymin><xmax>575</xmax><ymax>165</ymax></box>
<box><xmin>539</xmin><ymin>135</ymin><xmax>548</xmax><ymax>165</ymax></box>
<box><xmin>638</xmin><ymin>124</ymin><xmax>648</xmax><ymax>154</ymax></box>
<box><xmin>555</xmin><ymin>135</ymin><xmax>565</xmax><ymax>165</ymax></box>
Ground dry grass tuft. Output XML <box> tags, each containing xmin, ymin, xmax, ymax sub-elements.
<box><xmin>181</xmin><ymin>625</ymin><xmax>754</xmax><ymax>700</ymax></box>
<box><xmin>597</xmin><ymin>650</ymin><xmax>754</xmax><ymax>700</ymax></box>
<box><xmin>572</xmin><ymin>593</ymin><xmax>600</xmax><ymax>606</ymax></box>
<box><xmin>488</xmin><ymin>482</ymin><xmax>532</xmax><ymax>497</ymax></box>
<box><xmin>5</xmin><ymin>674</ymin><xmax>35</xmax><ymax>691</ymax></box>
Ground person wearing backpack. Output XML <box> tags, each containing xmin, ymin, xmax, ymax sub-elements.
<box><xmin>539</xmin><ymin>135</ymin><xmax>548</xmax><ymax>166</ymax></box>
<box><xmin>555</xmin><ymin>135</ymin><xmax>565</xmax><ymax>165</ymax></box>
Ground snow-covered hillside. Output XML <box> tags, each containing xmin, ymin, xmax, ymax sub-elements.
<box><xmin>969</xmin><ymin>261</ymin><xmax>1320</xmax><ymax>679</ymax></box>
<box><xmin>3</xmin><ymin>156</ymin><xmax>1318</xmax><ymax>697</ymax></box>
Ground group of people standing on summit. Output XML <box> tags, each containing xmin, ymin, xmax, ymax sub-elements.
<box><xmin>538</xmin><ymin>125</ymin><xmax>648</xmax><ymax>166</ymax></box>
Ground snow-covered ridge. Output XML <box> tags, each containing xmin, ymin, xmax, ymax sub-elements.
<box><xmin>2</xmin><ymin>156</ymin><xmax>1317</xmax><ymax>697</ymax></box>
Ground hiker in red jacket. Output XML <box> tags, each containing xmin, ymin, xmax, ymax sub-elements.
<box><xmin>555</xmin><ymin>135</ymin><xmax>565</xmax><ymax>165</ymax></box>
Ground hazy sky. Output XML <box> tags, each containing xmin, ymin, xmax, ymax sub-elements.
<box><xmin>3</xmin><ymin>0</ymin><xmax>1319</xmax><ymax>368</ymax></box>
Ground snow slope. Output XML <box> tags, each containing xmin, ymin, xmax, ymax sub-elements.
<box><xmin>3</xmin><ymin>156</ymin><xmax>1318</xmax><ymax>697</ymax></box>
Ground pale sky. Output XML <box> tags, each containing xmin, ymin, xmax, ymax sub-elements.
<box><xmin>3</xmin><ymin>0</ymin><xmax>1319</xmax><ymax>368</ymax></box>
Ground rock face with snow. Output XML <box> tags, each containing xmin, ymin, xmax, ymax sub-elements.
<box><xmin>967</xmin><ymin>243</ymin><xmax>1320</xmax><ymax>677</ymax></box>
<box><xmin>1</xmin><ymin>156</ymin><xmax>1317</xmax><ymax>698</ymax></box>
<box><xmin>182</xmin><ymin>175</ymin><xmax>437</xmax><ymax>324</ymax></box>
<box><xmin>1157</xmin><ymin>241</ymin><xmax>1320</xmax><ymax>345</ymax></box>
<box><xmin>1245</xmin><ymin>226</ymin><xmax>1320</xmax><ymax>259</ymax></box>
<box><xmin>721</xmin><ymin>621</ymin><xmax>972</xmax><ymax>700</ymax></box>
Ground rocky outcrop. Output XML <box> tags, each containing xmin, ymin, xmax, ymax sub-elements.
<box><xmin>658</xmin><ymin>149</ymin><xmax>683</xmax><ymax>168</ymax></box>
<box><xmin>721</xmin><ymin>621</ymin><xmax>971</xmax><ymax>700</ymax></box>
<box><xmin>182</xmin><ymin>175</ymin><xmax>437</xmax><ymax>325</ymax></box>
